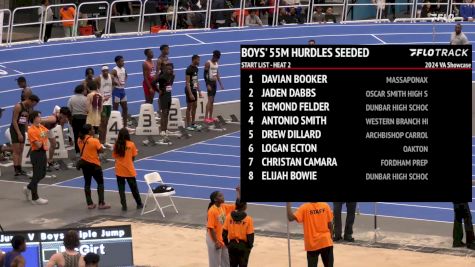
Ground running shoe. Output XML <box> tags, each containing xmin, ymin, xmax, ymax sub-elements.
<box><xmin>32</xmin><ymin>198</ymin><xmax>48</xmax><ymax>205</ymax></box>
<box><xmin>192</xmin><ymin>124</ymin><xmax>202</xmax><ymax>131</ymax></box>
<box><xmin>186</xmin><ymin>126</ymin><xmax>195</xmax><ymax>131</ymax></box>
<box><xmin>23</xmin><ymin>186</ymin><xmax>30</xmax><ymax>201</ymax></box>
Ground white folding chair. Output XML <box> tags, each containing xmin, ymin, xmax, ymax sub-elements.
<box><xmin>141</xmin><ymin>172</ymin><xmax>179</xmax><ymax>217</ymax></box>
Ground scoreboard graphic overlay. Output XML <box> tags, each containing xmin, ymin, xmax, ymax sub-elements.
<box><xmin>241</xmin><ymin>45</ymin><xmax>472</xmax><ymax>202</ymax></box>
<box><xmin>0</xmin><ymin>225</ymin><xmax>133</xmax><ymax>267</ymax></box>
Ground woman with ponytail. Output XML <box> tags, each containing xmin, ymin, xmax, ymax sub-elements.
<box><xmin>113</xmin><ymin>128</ymin><xmax>143</xmax><ymax>211</ymax></box>
<box><xmin>206</xmin><ymin>187</ymin><xmax>240</xmax><ymax>267</ymax></box>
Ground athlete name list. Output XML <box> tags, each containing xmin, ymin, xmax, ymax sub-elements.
<box><xmin>241</xmin><ymin>45</ymin><xmax>472</xmax><ymax>202</ymax></box>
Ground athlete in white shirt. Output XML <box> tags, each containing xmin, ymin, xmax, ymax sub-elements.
<box><xmin>95</xmin><ymin>65</ymin><xmax>113</xmax><ymax>143</ymax></box>
<box><xmin>111</xmin><ymin>55</ymin><xmax>129</xmax><ymax>128</ymax></box>
<box><xmin>203</xmin><ymin>50</ymin><xmax>224</xmax><ymax>123</ymax></box>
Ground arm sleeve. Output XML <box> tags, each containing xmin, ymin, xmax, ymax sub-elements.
<box><xmin>222</xmin><ymin>230</ymin><xmax>229</xmax><ymax>246</ymax></box>
<box><xmin>206</xmin><ymin>209</ymin><xmax>216</xmax><ymax>229</ymax></box>
<box><xmin>28</xmin><ymin>129</ymin><xmax>38</xmax><ymax>144</ymax></box>
<box><xmin>93</xmin><ymin>138</ymin><xmax>102</xmax><ymax>150</ymax></box>
<box><xmin>293</xmin><ymin>205</ymin><xmax>305</xmax><ymax>223</ymax></box>
<box><xmin>257</xmin><ymin>16</ymin><xmax>263</xmax><ymax>25</ymax></box>
<box><xmin>247</xmin><ymin>233</ymin><xmax>254</xmax><ymax>248</ymax></box>
<box><xmin>132</xmin><ymin>143</ymin><xmax>138</xmax><ymax>157</ymax></box>
<box><xmin>247</xmin><ymin>217</ymin><xmax>255</xmax><ymax>235</ymax></box>
<box><xmin>68</xmin><ymin>98</ymin><xmax>73</xmax><ymax>114</ymax></box>
<box><xmin>224</xmin><ymin>203</ymin><xmax>236</xmax><ymax>214</ymax></box>
<box><xmin>463</xmin><ymin>35</ymin><xmax>470</xmax><ymax>45</ymax></box>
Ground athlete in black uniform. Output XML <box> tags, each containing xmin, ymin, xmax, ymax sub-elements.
<box><xmin>16</xmin><ymin>76</ymin><xmax>32</xmax><ymax>102</ymax></box>
<box><xmin>185</xmin><ymin>55</ymin><xmax>202</xmax><ymax>130</ymax></box>
<box><xmin>10</xmin><ymin>95</ymin><xmax>40</xmax><ymax>176</ymax></box>
<box><xmin>157</xmin><ymin>63</ymin><xmax>175</xmax><ymax>140</ymax></box>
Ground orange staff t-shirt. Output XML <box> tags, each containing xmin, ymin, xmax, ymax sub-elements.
<box><xmin>77</xmin><ymin>135</ymin><xmax>102</xmax><ymax>166</ymax></box>
<box><xmin>294</xmin><ymin>202</ymin><xmax>334</xmax><ymax>251</ymax></box>
<box><xmin>60</xmin><ymin>7</ymin><xmax>75</xmax><ymax>27</ymax></box>
<box><xmin>207</xmin><ymin>203</ymin><xmax>235</xmax><ymax>245</ymax></box>
<box><xmin>28</xmin><ymin>124</ymin><xmax>49</xmax><ymax>151</ymax></box>
<box><xmin>223</xmin><ymin>214</ymin><xmax>254</xmax><ymax>242</ymax></box>
<box><xmin>112</xmin><ymin>140</ymin><xmax>138</xmax><ymax>177</ymax></box>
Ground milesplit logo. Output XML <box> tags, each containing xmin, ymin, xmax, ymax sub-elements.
<box><xmin>409</xmin><ymin>48</ymin><xmax>469</xmax><ymax>57</ymax></box>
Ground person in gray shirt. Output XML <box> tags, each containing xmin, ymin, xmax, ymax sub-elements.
<box><xmin>450</xmin><ymin>23</ymin><xmax>470</xmax><ymax>45</ymax></box>
<box><xmin>68</xmin><ymin>84</ymin><xmax>88</xmax><ymax>155</ymax></box>
<box><xmin>245</xmin><ymin>10</ymin><xmax>263</xmax><ymax>26</ymax></box>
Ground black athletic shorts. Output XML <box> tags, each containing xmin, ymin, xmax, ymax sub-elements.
<box><xmin>160</xmin><ymin>93</ymin><xmax>172</xmax><ymax>111</ymax></box>
<box><xmin>207</xmin><ymin>82</ymin><xmax>217</xmax><ymax>97</ymax></box>
<box><xmin>9</xmin><ymin>124</ymin><xmax>26</xmax><ymax>144</ymax></box>
<box><xmin>186</xmin><ymin>89</ymin><xmax>198</xmax><ymax>103</ymax></box>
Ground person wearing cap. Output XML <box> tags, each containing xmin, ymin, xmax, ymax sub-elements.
<box><xmin>204</xmin><ymin>50</ymin><xmax>224</xmax><ymax>123</ymax></box>
<box><xmin>16</xmin><ymin>76</ymin><xmax>32</xmax><ymax>102</ymax></box>
<box><xmin>95</xmin><ymin>65</ymin><xmax>113</xmax><ymax>144</ymax></box>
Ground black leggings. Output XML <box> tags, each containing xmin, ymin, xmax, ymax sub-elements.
<box><xmin>116</xmin><ymin>176</ymin><xmax>142</xmax><ymax>208</ymax></box>
<box><xmin>82</xmin><ymin>162</ymin><xmax>105</xmax><ymax>205</ymax></box>
<box><xmin>28</xmin><ymin>150</ymin><xmax>47</xmax><ymax>200</ymax></box>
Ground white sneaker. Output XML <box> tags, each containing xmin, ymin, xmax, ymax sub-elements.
<box><xmin>32</xmin><ymin>198</ymin><xmax>48</xmax><ymax>205</ymax></box>
<box><xmin>23</xmin><ymin>186</ymin><xmax>30</xmax><ymax>201</ymax></box>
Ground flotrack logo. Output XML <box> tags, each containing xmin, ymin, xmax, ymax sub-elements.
<box><xmin>409</xmin><ymin>48</ymin><xmax>469</xmax><ymax>57</ymax></box>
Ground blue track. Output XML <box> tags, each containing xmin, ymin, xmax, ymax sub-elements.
<box><xmin>56</xmin><ymin>131</ymin><xmax>475</xmax><ymax>223</ymax></box>
<box><xmin>1</xmin><ymin>23</ymin><xmax>474</xmax><ymax>223</ymax></box>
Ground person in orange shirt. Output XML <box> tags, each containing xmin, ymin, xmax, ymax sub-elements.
<box><xmin>77</xmin><ymin>124</ymin><xmax>110</xmax><ymax>210</ymax></box>
<box><xmin>222</xmin><ymin>201</ymin><xmax>254</xmax><ymax>267</ymax></box>
<box><xmin>60</xmin><ymin>5</ymin><xmax>75</xmax><ymax>37</ymax></box>
<box><xmin>112</xmin><ymin>128</ymin><xmax>143</xmax><ymax>211</ymax></box>
<box><xmin>287</xmin><ymin>202</ymin><xmax>334</xmax><ymax>267</ymax></box>
<box><xmin>207</xmin><ymin>187</ymin><xmax>240</xmax><ymax>267</ymax></box>
<box><xmin>24</xmin><ymin>111</ymin><xmax>49</xmax><ymax>205</ymax></box>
